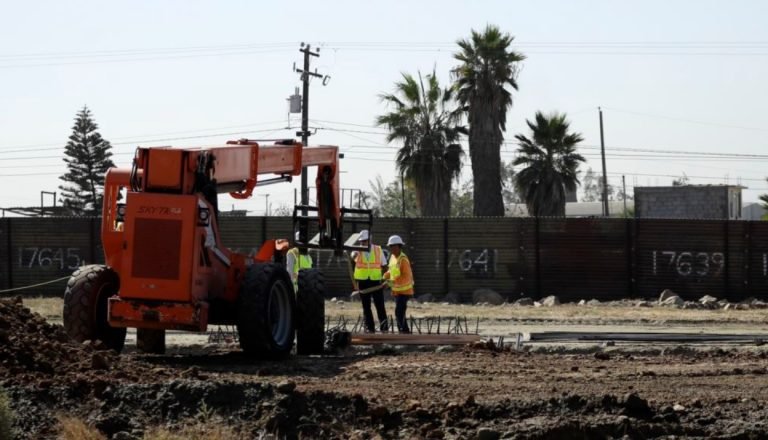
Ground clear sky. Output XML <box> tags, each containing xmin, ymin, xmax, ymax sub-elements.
<box><xmin>1</xmin><ymin>0</ymin><xmax>767</xmax><ymax>215</ymax></box>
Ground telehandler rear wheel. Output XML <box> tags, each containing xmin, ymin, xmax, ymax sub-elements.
<box><xmin>136</xmin><ymin>329</ymin><xmax>166</xmax><ymax>354</ymax></box>
<box><xmin>63</xmin><ymin>264</ymin><xmax>126</xmax><ymax>353</ymax></box>
<box><xmin>296</xmin><ymin>269</ymin><xmax>326</xmax><ymax>355</ymax></box>
<box><xmin>237</xmin><ymin>263</ymin><xmax>296</xmax><ymax>358</ymax></box>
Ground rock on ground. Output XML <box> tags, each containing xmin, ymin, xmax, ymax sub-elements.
<box><xmin>513</xmin><ymin>297</ymin><xmax>534</xmax><ymax>306</ymax></box>
<box><xmin>442</xmin><ymin>292</ymin><xmax>460</xmax><ymax>304</ymax></box>
<box><xmin>417</xmin><ymin>293</ymin><xmax>435</xmax><ymax>303</ymax></box>
<box><xmin>541</xmin><ymin>295</ymin><xmax>560</xmax><ymax>307</ymax></box>
<box><xmin>659</xmin><ymin>289</ymin><xmax>678</xmax><ymax>303</ymax></box>
<box><xmin>661</xmin><ymin>295</ymin><xmax>685</xmax><ymax>307</ymax></box>
<box><xmin>472</xmin><ymin>289</ymin><xmax>504</xmax><ymax>306</ymax></box>
<box><xmin>699</xmin><ymin>295</ymin><xmax>718</xmax><ymax>304</ymax></box>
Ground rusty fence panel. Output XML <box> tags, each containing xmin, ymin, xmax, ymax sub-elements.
<box><xmin>537</xmin><ymin>218</ymin><xmax>629</xmax><ymax>301</ymax></box>
<box><xmin>8</xmin><ymin>218</ymin><xmax>95</xmax><ymax>296</ymax></box>
<box><xmin>635</xmin><ymin>219</ymin><xmax>729</xmax><ymax>300</ymax></box>
<box><xmin>746</xmin><ymin>222</ymin><xmax>768</xmax><ymax>298</ymax></box>
<box><xmin>0</xmin><ymin>219</ymin><xmax>9</xmax><ymax>290</ymax></box>
<box><xmin>3</xmin><ymin>216</ymin><xmax>768</xmax><ymax>302</ymax></box>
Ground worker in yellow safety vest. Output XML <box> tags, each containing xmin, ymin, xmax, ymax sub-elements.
<box><xmin>350</xmin><ymin>229</ymin><xmax>389</xmax><ymax>332</ymax></box>
<box><xmin>383</xmin><ymin>234</ymin><xmax>414</xmax><ymax>333</ymax></box>
<box><xmin>286</xmin><ymin>231</ymin><xmax>313</xmax><ymax>291</ymax></box>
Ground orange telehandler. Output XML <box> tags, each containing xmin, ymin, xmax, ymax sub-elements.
<box><xmin>62</xmin><ymin>139</ymin><xmax>372</xmax><ymax>357</ymax></box>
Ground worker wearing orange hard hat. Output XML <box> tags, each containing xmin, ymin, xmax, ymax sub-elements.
<box><xmin>350</xmin><ymin>229</ymin><xmax>389</xmax><ymax>333</ymax></box>
<box><xmin>383</xmin><ymin>234</ymin><xmax>413</xmax><ymax>333</ymax></box>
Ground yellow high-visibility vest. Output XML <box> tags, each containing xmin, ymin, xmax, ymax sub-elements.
<box><xmin>387</xmin><ymin>252</ymin><xmax>414</xmax><ymax>296</ymax></box>
<box><xmin>287</xmin><ymin>248</ymin><xmax>313</xmax><ymax>276</ymax></box>
<box><xmin>354</xmin><ymin>245</ymin><xmax>383</xmax><ymax>281</ymax></box>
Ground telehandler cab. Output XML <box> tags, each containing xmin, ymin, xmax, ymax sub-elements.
<box><xmin>62</xmin><ymin>139</ymin><xmax>372</xmax><ymax>357</ymax></box>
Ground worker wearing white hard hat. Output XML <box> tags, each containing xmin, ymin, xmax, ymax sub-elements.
<box><xmin>286</xmin><ymin>230</ymin><xmax>313</xmax><ymax>292</ymax></box>
<box><xmin>350</xmin><ymin>229</ymin><xmax>388</xmax><ymax>332</ymax></box>
<box><xmin>383</xmin><ymin>234</ymin><xmax>413</xmax><ymax>333</ymax></box>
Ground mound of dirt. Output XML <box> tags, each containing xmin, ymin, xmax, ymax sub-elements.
<box><xmin>9</xmin><ymin>377</ymin><xmax>768</xmax><ymax>440</ymax></box>
<box><xmin>0</xmin><ymin>297</ymin><xmax>164</xmax><ymax>387</ymax></box>
<box><xmin>0</xmin><ymin>296</ymin><xmax>88</xmax><ymax>376</ymax></box>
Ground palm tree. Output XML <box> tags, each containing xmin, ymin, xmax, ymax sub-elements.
<box><xmin>760</xmin><ymin>182</ymin><xmax>768</xmax><ymax>219</ymax></box>
<box><xmin>453</xmin><ymin>25</ymin><xmax>526</xmax><ymax>216</ymax></box>
<box><xmin>376</xmin><ymin>71</ymin><xmax>465</xmax><ymax>217</ymax></box>
<box><xmin>513</xmin><ymin>112</ymin><xmax>585</xmax><ymax>217</ymax></box>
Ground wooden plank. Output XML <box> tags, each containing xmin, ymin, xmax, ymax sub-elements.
<box><xmin>350</xmin><ymin>333</ymin><xmax>481</xmax><ymax>345</ymax></box>
<box><xmin>527</xmin><ymin>331</ymin><xmax>768</xmax><ymax>342</ymax></box>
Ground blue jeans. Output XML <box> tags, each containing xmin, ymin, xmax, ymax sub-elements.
<box><xmin>395</xmin><ymin>295</ymin><xmax>410</xmax><ymax>333</ymax></box>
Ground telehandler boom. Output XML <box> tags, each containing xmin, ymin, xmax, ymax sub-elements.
<box><xmin>63</xmin><ymin>139</ymin><xmax>372</xmax><ymax>357</ymax></box>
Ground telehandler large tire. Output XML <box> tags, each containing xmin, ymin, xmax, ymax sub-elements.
<box><xmin>136</xmin><ymin>329</ymin><xmax>166</xmax><ymax>354</ymax></box>
<box><xmin>63</xmin><ymin>264</ymin><xmax>126</xmax><ymax>353</ymax></box>
<box><xmin>296</xmin><ymin>269</ymin><xmax>326</xmax><ymax>355</ymax></box>
<box><xmin>237</xmin><ymin>263</ymin><xmax>296</xmax><ymax>358</ymax></box>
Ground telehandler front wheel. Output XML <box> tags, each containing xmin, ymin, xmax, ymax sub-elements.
<box><xmin>63</xmin><ymin>264</ymin><xmax>126</xmax><ymax>353</ymax></box>
<box><xmin>296</xmin><ymin>269</ymin><xmax>326</xmax><ymax>355</ymax></box>
<box><xmin>237</xmin><ymin>263</ymin><xmax>296</xmax><ymax>358</ymax></box>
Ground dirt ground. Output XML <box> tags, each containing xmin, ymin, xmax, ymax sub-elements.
<box><xmin>5</xmin><ymin>296</ymin><xmax>768</xmax><ymax>439</ymax></box>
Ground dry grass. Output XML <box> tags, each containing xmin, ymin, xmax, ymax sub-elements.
<box><xmin>57</xmin><ymin>415</ymin><xmax>105</xmax><ymax>440</ymax></box>
<box><xmin>326</xmin><ymin>300</ymin><xmax>768</xmax><ymax>324</ymax></box>
<box><xmin>143</xmin><ymin>423</ymin><xmax>242</xmax><ymax>440</ymax></box>
<box><xmin>55</xmin><ymin>414</ymin><xmax>242</xmax><ymax>440</ymax></box>
<box><xmin>23</xmin><ymin>296</ymin><xmax>768</xmax><ymax>327</ymax></box>
<box><xmin>23</xmin><ymin>296</ymin><xmax>63</xmax><ymax>321</ymax></box>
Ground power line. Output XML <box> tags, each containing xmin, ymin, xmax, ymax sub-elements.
<box><xmin>0</xmin><ymin>46</ymin><xmax>297</xmax><ymax>69</ymax></box>
<box><xmin>0</xmin><ymin>127</ymin><xmax>290</xmax><ymax>159</ymax></box>
<box><xmin>602</xmin><ymin>106</ymin><xmax>768</xmax><ymax>133</ymax></box>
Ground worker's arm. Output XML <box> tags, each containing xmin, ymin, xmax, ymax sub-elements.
<box><xmin>383</xmin><ymin>258</ymin><xmax>400</xmax><ymax>283</ymax></box>
<box><xmin>286</xmin><ymin>252</ymin><xmax>297</xmax><ymax>282</ymax></box>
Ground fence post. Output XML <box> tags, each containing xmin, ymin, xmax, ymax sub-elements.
<box><xmin>626</xmin><ymin>218</ymin><xmax>637</xmax><ymax>297</ymax></box>
<box><xmin>745</xmin><ymin>221</ymin><xmax>752</xmax><ymax>298</ymax></box>
<box><xmin>443</xmin><ymin>218</ymin><xmax>449</xmax><ymax>294</ymax></box>
<box><xmin>4</xmin><ymin>219</ymin><xmax>11</xmax><ymax>290</ymax></box>
<box><xmin>261</xmin><ymin>216</ymin><xmax>267</xmax><ymax>245</ymax></box>
<box><xmin>517</xmin><ymin>219</ymin><xmax>525</xmax><ymax>298</ymax></box>
<box><xmin>724</xmin><ymin>220</ymin><xmax>730</xmax><ymax>300</ymax></box>
<box><xmin>535</xmin><ymin>216</ymin><xmax>541</xmax><ymax>297</ymax></box>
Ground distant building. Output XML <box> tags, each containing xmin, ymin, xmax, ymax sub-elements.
<box><xmin>742</xmin><ymin>202</ymin><xmax>767</xmax><ymax>221</ymax></box>
<box><xmin>634</xmin><ymin>185</ymin><xmax>744</xmax><ymax>220</ymax></box>
<box><xmin>505</xmin><ymin>201</ymin><xmax>632</xmax><ymax>217</ymax></box>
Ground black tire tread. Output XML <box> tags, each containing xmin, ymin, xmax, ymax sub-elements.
<box><xmin>296</xmin><ymin>269</ymin><xmax>326</xmax><ymax>355</ymax></box>
<box><xmin>63</xmin><ymin>264</ymin><xmax>126</xmax><ymax>352</ymax></box>
<box><xmin>237</xmin><ymin>263</ymin><xmax>295</xmax><ymax>358</ymax></box>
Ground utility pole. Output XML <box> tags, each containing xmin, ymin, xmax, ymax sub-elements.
<box><xmin>261</xmin><ymin>194</ymin><xmax>270</xmax><ymax>216</ymax></box>
<box><xmin>400</xmin><ymin>171</ymin><xmax>406</xmax><ymax>217</ymax></box>
<box><xmin>622</xmin><ymin>175</ymin><xmax>627</xmax><ymax>215</ymax></box>
<box><xmin>599</xmin><ymin>107</ymin><xmax>609</xmax><ymax>217</ymax></box>
<box><xmin>294</xmin><ymin>43</ymin><xmax>328</xmax><ymax>209</ymax></box>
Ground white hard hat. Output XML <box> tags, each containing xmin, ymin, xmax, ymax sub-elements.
<box><xmin>387</xmin><ymin>235</ymin><xmax>404</xmax><ymax>246</ymax></box>
<box><xmin>356</xmin><ymin>229</ymin><xmax>370</xmax><ymax>242</ymax></box>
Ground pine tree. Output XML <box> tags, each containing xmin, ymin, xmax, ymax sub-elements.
<box><xmin>59</xmin><ymin>106</ymin><xmax>115</xmax><ymax>215</ymax></box>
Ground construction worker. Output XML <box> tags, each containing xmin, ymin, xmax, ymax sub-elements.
<box><xmin>286</xmin><ymin>231</ymin><xmax>313</xmax><ymax>292</ymax></box>
<box><xmin>350</xmin><ymin>230</ymin><xmax>388</xmax><ymax>333</ymax></box>
<box><xmin>383</xmin><ymin>235</ymin><xmax>413</xmax><ymax>333</ymax></box>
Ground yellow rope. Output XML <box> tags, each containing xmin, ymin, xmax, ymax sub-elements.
<box><xmin>0</xmin><ymin>276</ymin><xmax>70</xmax><ymax>294</ymax></box>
